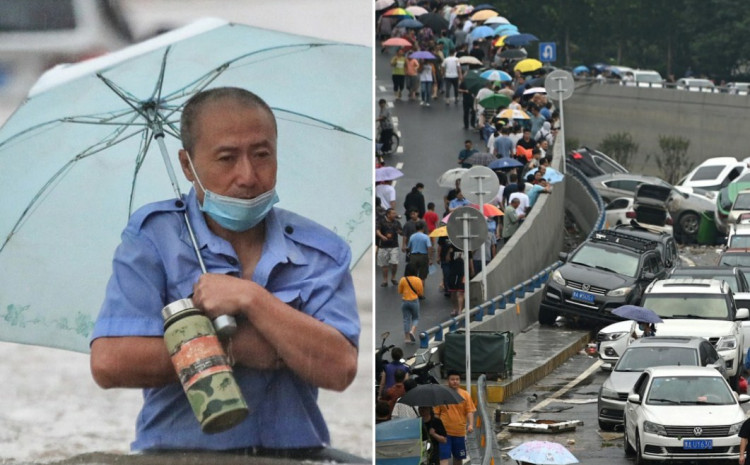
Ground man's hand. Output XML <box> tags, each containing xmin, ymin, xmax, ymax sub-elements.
<box><xmin>192</xmin><ymin>273</ymin><xmax>252</xmax><ymax>318</ymax></box>
<box><xmin>467</xmin><ymin>424</ymin><xmax>474</xmax><ymax>433</ymax></box>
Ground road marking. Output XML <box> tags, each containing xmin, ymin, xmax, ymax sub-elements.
<box><xmin>680</xmin><ymin>255</ymin><xmax>695</xmax><ymax>267</ymax></box>
<box><xmin>396</xmin><ymin>147</ymin><xmax>404</xmax><ymax>154</ymax></box>
<box><xmin>387</xmin><ymin>102</ymin><xmax>393</xmax><ymax>108</ymax></box>
<box><xmin>393</xmin><ymin>116</ymin><xmax>399</xmax><ymax>124</ymax></box>
<box><xmin>379</xmin><ymin>85</ymin><xmax>386</xmax><ymax>92</ymax></box>
<box><xmin>519</xmin><ymin>359</ymin><xmax>603</xmax><ymax>421</ymax></box>
<box><xmin>396</xmin><ymin>162</ymin><xmax>404</xmax><ymax>169</ymax></box>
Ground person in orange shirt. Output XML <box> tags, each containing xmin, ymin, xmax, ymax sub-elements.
<box><xmin>435</xmin><ymin>371</ymin><xmax>476</xmax><ymax>465</ymax></box>
<box><xmin>398</xmin><ymin>264</ymin><xmax>423</xmax><ymax>344</ymax></box>
<box><xmin>405</xmin><ymin>53</ymin><xmax>420</xmax><ymax>101</ymax></box>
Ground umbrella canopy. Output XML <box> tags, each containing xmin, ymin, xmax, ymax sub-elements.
<box><xmin>508</xmin><ymin>441</ymin><xmax>579</xmax><ymax>465</ymax></box>
<box><xmin>0</xmin><ymin>18</ymin><xmax>371</xmax><ymax>353</ymax></box>
<box><xmin>464</xmin><ymin>151</ymin><xmax>495</xmax><ymax>166</ymax></box>
<box><xmin>499</xmin><ymin>48</ymin><xmax>527</xmax><ymax>60</ymax></box>
<box><xmin>494</xmin><ymin>24</ymin><xmax>519</xmax><ymax>35</ymax></box>
<box><xmin>382</xmin><ymin>37</ymin><xmax>412</xmax><ymax>47</ymax></box>
<box><xmin>376</xmin><ymin>166</ymin><xmax>404</xmax><ymax>182</ymax></box>
<box><xmin>484</xmin><ymin>16</ymin><xmax>510</xmax><ymax>26</ymax></box>
<box><xmin>453</xmin><ymin>4</ymin><xmax>474</xmax><ymax>16</ymax></box>
<box><xmin>437</xmin><ymin>167</ymin><xmax>468</xmax><ymax>188</ymax></box>
<box><xmin>478</xmin><ymin>93</ymin><xmax>511</xmax><ymax>109</ymax></box>
<box><xmin>383</xmin><ymin>7</ymin><xmax>414</xmax><ymax>18</ymax></box>
<box><xmin>376</xmin><ymin>0</ymin><xmax>396</xmax><ymax>11</ymax></box>
<box><xmin>488</xmin><ymin>157</ymin><xmax>524</xmax><ymax>170</ymax></box>
<box><xmin>458</xmin><ymin>55</ymin><xmax>483</xmax><ymax>66</ymax></box>
<box><xmin>515</xmin><ymin>58</ymin><xmax>543</xmax><ymax>73</ymax></box>
<box><xmin>405</xmin><ymin>5</ymin><xmax>428</xmax><ymax>16</ymax></box>
<box><xmin>612</xmin><ymin>305</ymin><xmax>664</xmax><ymax>324</ymax></box>
<box><xmin>472</xmin><ymin>4</ymin><xmax>499</xmax><ymax>13</ymax></box>
<box><xmin>504</xmin><ymin>33</ymin><xmax>539</xmax><ymax>47</ymax></box>
<box><xmin>469</xmin><ymin>26</ymin><xmax>496</xmax><ymax>40</ymax></box>
<box><xmin>526</xmin><ymin>167</ymin><xmax>565</xmax><ymax>184</ymax></box>
<box><xmin>462</xmin><ymin>70</ymin><xmax>489</xmax><ymax>94</ymax></box>
<box><xmin>470</xmin><ymin>9</ymin><xmax>498</xmax><ymax>22</ymax></box>
<box><xmin>470</xmin><ymin>203</ymin><xmax>504</xmax><ymax>217</ymax></box>
<box><xmin>417</xmin><ymin>12</ymin><xmax>449</xmax><ymax>33</ymax></box>
<box><xmin>573</xmin><ymin>65</ymin><xmax>590</xmax><ymax>75</ymax></box>
<box><xmin>410</xmin><ymin>50</ymin><xmax>436</xmax><ymax>60</ymax></box>
<box><xmin>399</xmin><ymin>384</ymin><xmax>463</xmax><ymax>407</ymax></box>
<box><xmin>496</xmin><ymin>108</ymin><xmax>530</xmax><ymax>120</ymax></box>
<box><xmin>396</xmin><ymin>18</ymin><xmax>424</xmax><ymax>29</ymax></box>
<box><xmin>480</xmin><ymin>69</ymin><xmax>512</xmax><ymax>82</ymax></box>
<box><xmin>523</xmin><ymin>86</ymin><xmax>547</xmax><ymax>96</ymax></box>
<box><xmin>429</xmin><ymin>226</ymin><xmax>448</xmax><ymax>238</ymax></box>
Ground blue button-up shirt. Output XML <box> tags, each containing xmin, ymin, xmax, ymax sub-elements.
<box><xmin>92</xmin><ymin>189</ymin><xmax>360</xmax><ymax>451</ymax></box>
<box><xmin>408</xmin><ymin>231</ymin><xmax>431</xmax><ymax>254</ymax></box>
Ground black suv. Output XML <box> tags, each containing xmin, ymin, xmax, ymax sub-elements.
<box><xmin>539</xmin><ymin>230</ymin><xmax>668</xmax><ymax>325</ymax></box>
<box><xmin>611</xmin><ymin>222</ymin><xmax>679</xmax><ymax>269</ymax></box>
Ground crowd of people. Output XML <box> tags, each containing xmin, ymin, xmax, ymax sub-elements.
<box><xmin>375</xmin><ymin>3</ymin><xmax>564</xmax><ymax>461</ymax></box>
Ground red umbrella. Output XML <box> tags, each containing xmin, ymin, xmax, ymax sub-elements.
<box><xmin>470</xmin><ymin>203</ymin><xmax>504</xmax><ymax>217</ymax></box>
<box><xmin>382</xmin><ymin>37</ymin><xmax>413</xmax><ymax>47</ymax></box>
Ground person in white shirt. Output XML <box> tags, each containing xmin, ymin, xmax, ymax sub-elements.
<box><xmin>509</xmin><ymin>185</ymin><xmax>530</xmax><ymax>216</ymax></box>
<box><xmin>442</xmin><ymin>51</ymin><xmax>462</xmax><ymax>105</ymax></box>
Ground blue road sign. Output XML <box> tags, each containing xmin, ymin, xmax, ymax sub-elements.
<box><xmin>539</xmin><ymin>42</ymin><xmax>556</xmax><ymax>62</ymax></box>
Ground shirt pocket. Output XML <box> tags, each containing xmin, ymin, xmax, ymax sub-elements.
<box><xmin>272</xmin><ymin>289</ymin><xmax>303</xmax><ymax>311</ymax></box>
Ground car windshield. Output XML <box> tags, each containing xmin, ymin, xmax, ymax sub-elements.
<box><xmin>569</xmin><ymin>244</ymin><xmax>640</xmax><ymax>277</ymax></box>
<box><xmin>720</xmin><ymin>253</ymin><xmax>750</xmax><ymax>267</ymax></box>
<box><xmin>616</xmin><ymin>347</ymin><xmax>698</xmax><ymax>372</ymax></box>
<box><xmin>641</xmin><ymin>294</ymin><xmax>730</xmax><ymax>319</ymax></box>
<box><xmin>647</xmin><ymin>376</ymin><xmax>734</xmax><ymax>405</ymax></box>
<box><xmin>636</xmin><ymin>73</ymin><xmax>662</xmax><ymax>83</ymax></box>
<box><xmin>690</xmin><ymin>166</ymin><xmax>724</xmax><ymax>182</ymax></box>
<box><xmin>729</xmin><ymin>236</ymin><xmax>750</xmax><ymax>248</ymax></box>
<box><xmin>670</xmin><ymin>270</ymin><xmax>738</xmax><ymax>292</ymax></box>
<box><xmin>734</xmin><ymin>193</ymin><xmax>750</xmax><ymax>210</ymax></box>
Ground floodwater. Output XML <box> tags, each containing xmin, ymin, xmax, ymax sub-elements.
<box><xmin>0</xmin><ymin>251</ymin><xmax>373</xmax><ymax>464</ymax></box>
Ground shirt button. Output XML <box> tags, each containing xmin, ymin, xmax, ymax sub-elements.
<box><xmin>227</xmin><ymin>257</ymin><xmax>238</xmax><ymax>266</ymax></box>
<box><xmin>285</xmin><ymin>226</ymin><xmax>294</xmax><ymax>234</ymax></box>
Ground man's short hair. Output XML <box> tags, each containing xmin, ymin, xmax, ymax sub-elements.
<box><xmin>416</xmin><ymin>182</ymin><xmax>424</xmax><ymax>189</ymax></box>
<box><xmin>404</xmin><ymin>378</ymin><xmax>418</xmax><ymax>391</ymax></box>
<box><xmin>386</xmin><ymin>208</ymin><xmax>396</xmax><ymax>216</ymax></box>
<box><xmin>181</xmin><ymin>87</ymin><xmax>276</xmax><ymax>155</ymax></box>
<box><xmin>464</xmin><ymin>140</ymin><xmax>472</xmax><ymax>144</ymax></box>
<box><xmin>376</xmin><ymin>400</ymin><xmax>391</xmax><ymax>417</ymax></box>
<box><xmin>379</xmin><ymin>98</ymin><xmax>386</xmax><ymax>105</ymax></box>
<box><xmin>447</xmin><ymin>369</ymin><xmax>461</xmax><ymax>378</ymax></box>
<box><xmin>391</xmin><ymin>347</ymin><xmax>404</xmax><ymax>361</ymax></box>
<box><xmin>510</xmin><ymin>197</ymin><xmax>521</xmax><ymax>205</ymax></box>
<box><xmin>416</xmin><ymin>222</ymin><xmax>425</xmax><ymax>231</ymax></box>
<box><xmin>427</xmin><ymin>202</ymin><xmax>435</xmax><ymax>209</ymax></box>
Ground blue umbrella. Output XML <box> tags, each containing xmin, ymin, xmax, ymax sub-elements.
<box><xmin>488</xmin><ymin>158</ymin><xmax>523</xmax><ymax>170</ymax></box>
<box><xmin>526</xmin><ymin>167</ymin><xmax>565</xmax><ymax>184</ymax></box>
<box><xmin>612</xmin><ymin>305</ymin><xmax>664</xmax><ymax>324</ymax></box>
<box><xmin>396</xmin><ymin>18</ymin><xmax>424</xmax><ymax>29</ymax></box>
<box><xmin>573</xmin><ymin>65</ymin><xmax>590</xmax><ymax>75</ymax></box>
<box><xmin>410</xmin><ymin>50</ymin><xmax>436</xmax><ymax>60</ymax></box>
<box><xmin>470</xmin><ymin>25</ymin><xmax>496</xmax><ymax>40</ymax></box>
<box><xmin>494</xmin><ymin>24</ymin><xmax>519</xmax><ymax>35</ymax></box>
<box><xmin>0</xmin><ymin>18</ymin><xmax>372</xmax><ymax>353</ymax></box>
<box><xmin>480</xmin><ymin>69</ymin><xmax>512</xmax><ymax>82</ymax></box>
<box><xmin>504</xmin><ymin>33</ymin><xmax>539</xmax><ymax>47</ymax></box>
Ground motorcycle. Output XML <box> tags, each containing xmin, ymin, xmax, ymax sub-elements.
<box><xmin>375</xmin><ymin>331</ymin><xmax>395</xmax><ymax>396</ymax></box>
<box><xmin>407</xmin><ymin>346</ymin><xmax>440</xmax><ymax>385</ymax></box>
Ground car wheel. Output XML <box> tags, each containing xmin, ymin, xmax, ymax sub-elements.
<box><xmin>538</xmin><ymin>306</ymin><xmax>557</xmax><ymax>326</ymax></box>
<box><xmin>635</xmin><ymin>430</ymin><xmax>649</xmax><ymax>465</ymax></box>
<box><xmin>679</xmin><ymin>212</ymin><xmax>700</xmax><ymax>238</ymax></box>
<box><xmin>623</xmin><ymin>417</ymin><xmax>635</xmax><ymax>457</ymax></box>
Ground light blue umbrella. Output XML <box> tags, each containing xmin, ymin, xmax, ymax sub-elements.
<box><xmin>573</xmin><ymin>65</ymin><xmax>590</xmax><ymax>75</ymax></box>
<box><xmin>508</xmin><ymin>441</ymin><xmax>579</xmax><ymax>465</ymax></box>
<box><xmin>0</xmin><ymin>18</ymin><xmax>372</xmax><ymax>353</ymax></box>
<box><xmin>480</xmin><ymin>69</ymin><xmax>512</xmax><ymax>82</ymax></box>
<box><xmin>494</xmin><ymin>24</ymin><xmax>519</xmax><ymax>35</ymax></box>
<box><xmin>526</xmin><ymin>167</ymin><xmax>565</xmax><ymax>184</ymax></box>
<box><xmin>470</xmin><ymin>25</ymin><xmax>496</xmax><ymax>40</ymax></box>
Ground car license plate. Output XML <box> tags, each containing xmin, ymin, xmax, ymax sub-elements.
<box><xmin>683</xmin><ymin>439</ymin><xmax>712</xmax><ymax>450</ymax></box>
<box><xmin>571</xmin><ymin>290</ymin><xmax>595</xmax><ymax>303</ymax></box>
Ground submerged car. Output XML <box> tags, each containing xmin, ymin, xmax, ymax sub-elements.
<box><xmin>598</xmin><ymin>336</ymin><xmax>726</xmax><ymax>431</ymax></box>
<box><xmin>624</xmin><ymin>366</ymin><xmax>750</xmax><ymax>463</ymax></box>
<box><xmin>715</xmin><ymin>181</ymin><xmax>750</xmax><ymax>235</ymax></box>
<box><xmin>679</xmin><ymin>157</ymin><xmax>747</xmax><ymax>192</ymax></box>
<box><xmin>566</xmin><ymin>147</ymin><xmax>628</xmax><ymax>178</ymax></box>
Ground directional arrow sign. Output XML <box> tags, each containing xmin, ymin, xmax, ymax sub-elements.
<box><xmin>539</xmin><ymin>42</ymin><xmax>556</xmax><ymax>63</ymax></box>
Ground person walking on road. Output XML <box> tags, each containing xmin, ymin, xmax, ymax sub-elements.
<box><xmin>403</xmin><ymin>182</ymin><xmax>426</xmax><ymax>218</ymax></box>
<box><xmin>391</xmin><ymin>48</ymin><xmax>407</xmax><ymax>100</ymax></box>
<box><xmin>419</xmin><ymin>59</ymin><xmax>436</xmax><ymax>107</ymax></box>
<box><xmin>435</xmin><ymin>370</ymin><xmax>476</xmax><ymax>465</ymax></box>
<box><xmin>407</xmin><ymin>222</ymin><xmax>432</xmax><ymax>283</ymax></box>
<box><xmin>377</xmin><ymin>98</ymin><xmax>395</xmax><ymax>154</ymax></box>
<box><xmin>398</xmin><ymin>264</ymin><xmax>423</xmax><ymax>344</ymax></box>
<box><xmin>377</xmin><ymin>208</ymin><xmax>403</xmax><ymax>287</ymax></box>
<box><xmin>442</xmin><ymin>50</ymin><xmax>462</xmax><ymax>105</ymax></box>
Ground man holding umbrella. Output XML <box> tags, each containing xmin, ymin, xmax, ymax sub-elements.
<box><xmin>91</xmin><ymin>88</ymin><xmax>360</xmax><ymax>458</ymax></box>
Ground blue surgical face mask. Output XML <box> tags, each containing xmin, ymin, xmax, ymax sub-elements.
<box><xmin>185</xmin><ymin>153</ymin><xmax>279</xmax><ymax>232</ymax></box>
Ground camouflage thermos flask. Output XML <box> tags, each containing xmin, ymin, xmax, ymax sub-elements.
<box><xmin>162</xmin><ymin>298</ymin><xmax>249</xmax><ymax>433</ymax></box>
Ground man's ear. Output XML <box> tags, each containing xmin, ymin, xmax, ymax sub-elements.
<box><xmin>178</xmin><ymin>149</ymin><xmax>194</xmax><ymax>182</ymax></box>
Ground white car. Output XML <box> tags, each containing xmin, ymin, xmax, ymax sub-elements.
<box><xmin>727</xmin><ymin>223</ymin><xmax>750</xmax><ymax>248</ymax></box>
<box><xmin>676</xmin><ymin>78</ymin><xmax>716</xmax><ymax>92</ymax></box>
<box><xmin>624</xmin><ymin>366</ymin><xmax>750</xmax><ymax>463</ymax></box>
<box><xmin>679</xmin><ymin>157</ymin><xmax>748</xmax><ymax>192</ymax></box>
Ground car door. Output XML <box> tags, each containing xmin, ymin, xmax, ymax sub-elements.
<box><xmin>700</xmin><ymin>341</ymin><xmax>728</xmax><ymax>378</ymax></box>
<box><xmin>625</xmin><ymin>372</ymin><xmax>650</xmax><ymax>441</ymax></box>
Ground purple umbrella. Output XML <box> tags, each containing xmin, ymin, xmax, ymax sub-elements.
<box><xmin>376</xmin><ymin>166</ymin><xmax>404</xmax><ymax>182</ymax></box>
<box><xmin>410</xmin><ymin>50</ymin><xmax>436</xmax><ymax>60</ymax></box>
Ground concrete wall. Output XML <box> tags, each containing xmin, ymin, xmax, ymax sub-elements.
<box><xmin>566</xmin><ymin>81</ymin><xmax>750</xmax><ymax>176</ymax></box>
<box><xmin>469</xmin><ymin>141</ymin><xmax>566</xmax><ymax>309</ymax></box>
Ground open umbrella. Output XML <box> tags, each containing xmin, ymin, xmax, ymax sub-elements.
<box><xmin>470</xmin><ymin>203</ymin><xmax>504</xmax><ymax>217</ymax></box>
<box><xmin>515</xmin><ymin>58</ymin><xmax>543</xmax><ymax>74</ymax></box>
<box><xmin>496</xmin><ymin>108</ymin><xmax>530</xmax><ymax>120</ymax></box>
<box><xmin>484</xmin><ymin>16</ymin><xmax>510</xmax><ymax>26</ymax></box>
<box><xmin>376</xmin><ymin>166</ymin><xmax>404</xmax><ymax>182</ymax></box>
<box><xmin>458</xmin><ymin>56</ymin><xmax>483</xmax><ymax>66</ymax></box>
<box><xmin>376</xmin><ymin>0</ymin><xmax>396</xmax><ymax>11</ymax></box>
<box><xmin>396</xmin><ymin>18</ymin><xmax>424</xmax><ymax>29</ymax></box>
<box><xmin>0</xmin><ymin>18</ymin><xmax>371</xmax><ymax>353</ymax></box>
<box><xmin>464</xmin><ymin>151</ymin><xmax>495</xmax><ymax>166</ymax></box>
<box><xmin>410</xmin><ymin>50</ymin><xmax>436</xmax><ymax>60</ymax></box>
<box><xmin>463</xmin><ymin>70</ymin><xmax>489</xmax><ymax>94</ymax></box>
<box><xmin>405</xmin><ymin>5</ymin><xmax>429</xmax><ymax>16</ymax></box>
<box><xmin>478</xmin><ymin>93</ymin><xmax>511</xmax><ymax>109</ymax></box>
<box><xmin>452</xmin><ymin>4</ymin><xmax>474</xmax><ymax>16</ymax></box>
<box><xmin>470</xmin><ymin>9</ymin><xmax>498</xmax><ymax>22</ymax></box>
<box><xmin>494</xmin><ymin>24</ymin><xmax>519</xmax><ymax>36</ymax></box>
<box><xmin>382</xmin><ymin>37</ymin><xmax>413</xmax><ymax>47</ymax></box>
<box><xmin>504</xmin><ymin>33</ymin><xmax>539</xmax><ymax>47</ymax></box>
<box><xmin>429</xmin><ymin>226</ymin><xmax>448</xmax><ymax>238</ymax></box>
<box><xmin>573</xmin><ymin>65</ymin><xmax>590</xmax><ymax>75</ymax></box>
<box><xmin>480</xmin><ymin>69</ymin><xmax>512</xmax><ymax>82</ymax></box>
<box><xmin>437</xmin><ymin>167</ymin><xmax>468</xmax><ymax>188</ymax></box>
<box><xmin>469</xmin><ymin>26</ymin><xmax>497</xmax><ymax>40</ymax></box>
<box><xmin>612</xmin><ymin>305</ymin><xmax>663</xmax><ymax>324</ymax></box>
<box><xmin>508</xmin><ymin>441</ymin><xmax>579</xmax><ymax>465</ymax></box>
<box><xmin>488</xmin><ymin>158</ymin><xmax>523</xmax><ymax>170</ymax></box>
<box><xmin>523</xmin><ymin>86</ymin><xmax>547</xmax><ymax>96</ymax></box>
<box><xmin>417</xmin><ymin>13</ymin><xmax>449</xmax><ymax>33</ymax></box>
<box><xmin>398</xmin><ymin>384</ymin><xmax>464</xmax><ymax>406</ymax></box>
<box><xmin>499</xmin><ymin>48</ymin><xmax>527</xmax><ymax>60</ymax></box>
<box><xmin>526</xmin><ymin>167</ymin><xmax>565</xmax><ymax>184</ymax></box>
<box><xmin>383</xmin><ymin>7</ymin><xmax>414</xmax><ymax>18</ymax></box>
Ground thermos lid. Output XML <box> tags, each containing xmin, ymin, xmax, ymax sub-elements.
<box><xmin>161</xmin><ymin>298</ymin><xmax>197</xmax><ymax>321</ymax></box>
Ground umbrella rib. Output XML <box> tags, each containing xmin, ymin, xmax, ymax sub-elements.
<box><xmin>275</xmin><ymin>108</ymin><xmax>370</xmax><ymax>141</ymax></box>
<box><xmin>129</xmin><ymin>129</ymin><xmax>155</xmax><ymax>216</ymax></box>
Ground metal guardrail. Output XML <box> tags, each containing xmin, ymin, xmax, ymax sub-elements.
<box><xmin>475</xmin><ymin>374</ymin><xmax>503</xmax><ymax>465</ymax></box>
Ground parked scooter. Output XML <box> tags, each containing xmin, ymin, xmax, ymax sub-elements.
<box><xmin>375</xmin><ymin>331</ymin><xmax>395</xmax><ymax>396</ymax></box>
<box><xmin>407</xmin><ymin>346</ymin><xmax>440</xmax><ymax>385</ymax></box>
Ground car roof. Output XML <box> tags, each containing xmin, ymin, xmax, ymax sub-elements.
<box><xmin>694</xmin><ymin>156</ymin><xmax>741</xmax><ymax>167</ymax></box>
<box><xmin>629</xmin><ymin>336</ymin><xmax>705</xmax><ymax>348</ymax></box>
<box><xmin>590</xmin><ymin>173</ymin><xmax>664</xmax><ymax>183</ymax></box>
<box><xmin>612</xmin><ymin>224</ymin><xmax>672</xmax><ymax>241</ymax></box>
<box><xmin>646</xmin><ymin>278</ymin><xmax>729</xmax><ymax>294</ymax></box>
<box><xmin>644</xmin><ymin>365</ymin><xmax>723</xmax><ymax>377</ymax></box>
<box><xmin>671</xmin><ymin>266</ymin><xmax>738</xmax><ymax>275</ymax></box>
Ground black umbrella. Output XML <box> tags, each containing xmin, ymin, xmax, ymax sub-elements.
<box><xmin>499</xmin><ymin>48</ymin><xmax>527</xmax><ymax>60</ymax></box>
<box><xmin>417</xmin><ymin>12</ymin><xmax>449</xmax><ymax>33</ymax></box>
<box><xmin>398</xmin><ymin>384</ymin><xmax>464</xmax><ymax>406</ymax></box>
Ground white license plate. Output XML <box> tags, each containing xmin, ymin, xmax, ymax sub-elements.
<box><xmin>683</xmin><ymin>439</ymin><xmax>712</xmax><ymax>450</ymax></box>
<box><xmin>572</xmin><ymin>290</ymin><xmax>595</xmax><ymax>303</ymax></box>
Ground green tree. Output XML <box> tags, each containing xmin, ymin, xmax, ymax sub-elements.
<box><xmin>598</xmin><ymin>132</ymin><xmax>638</xmax><ymax>170</ymax></box>
<box><xmin>655</xmin><ymin>135</ymin><xmax>693</xmax><ymax>185</ymax></box>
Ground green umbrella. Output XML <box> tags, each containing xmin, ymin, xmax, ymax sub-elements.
<box><xmin>478</xmin><ymin>93</ymin><xmax>511</xmax><ymax>109</ymax></box>
<box><xmin>463</xmin><ymin>70</ymin><xmax>488</xmax><ymax>95</ymax></box>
